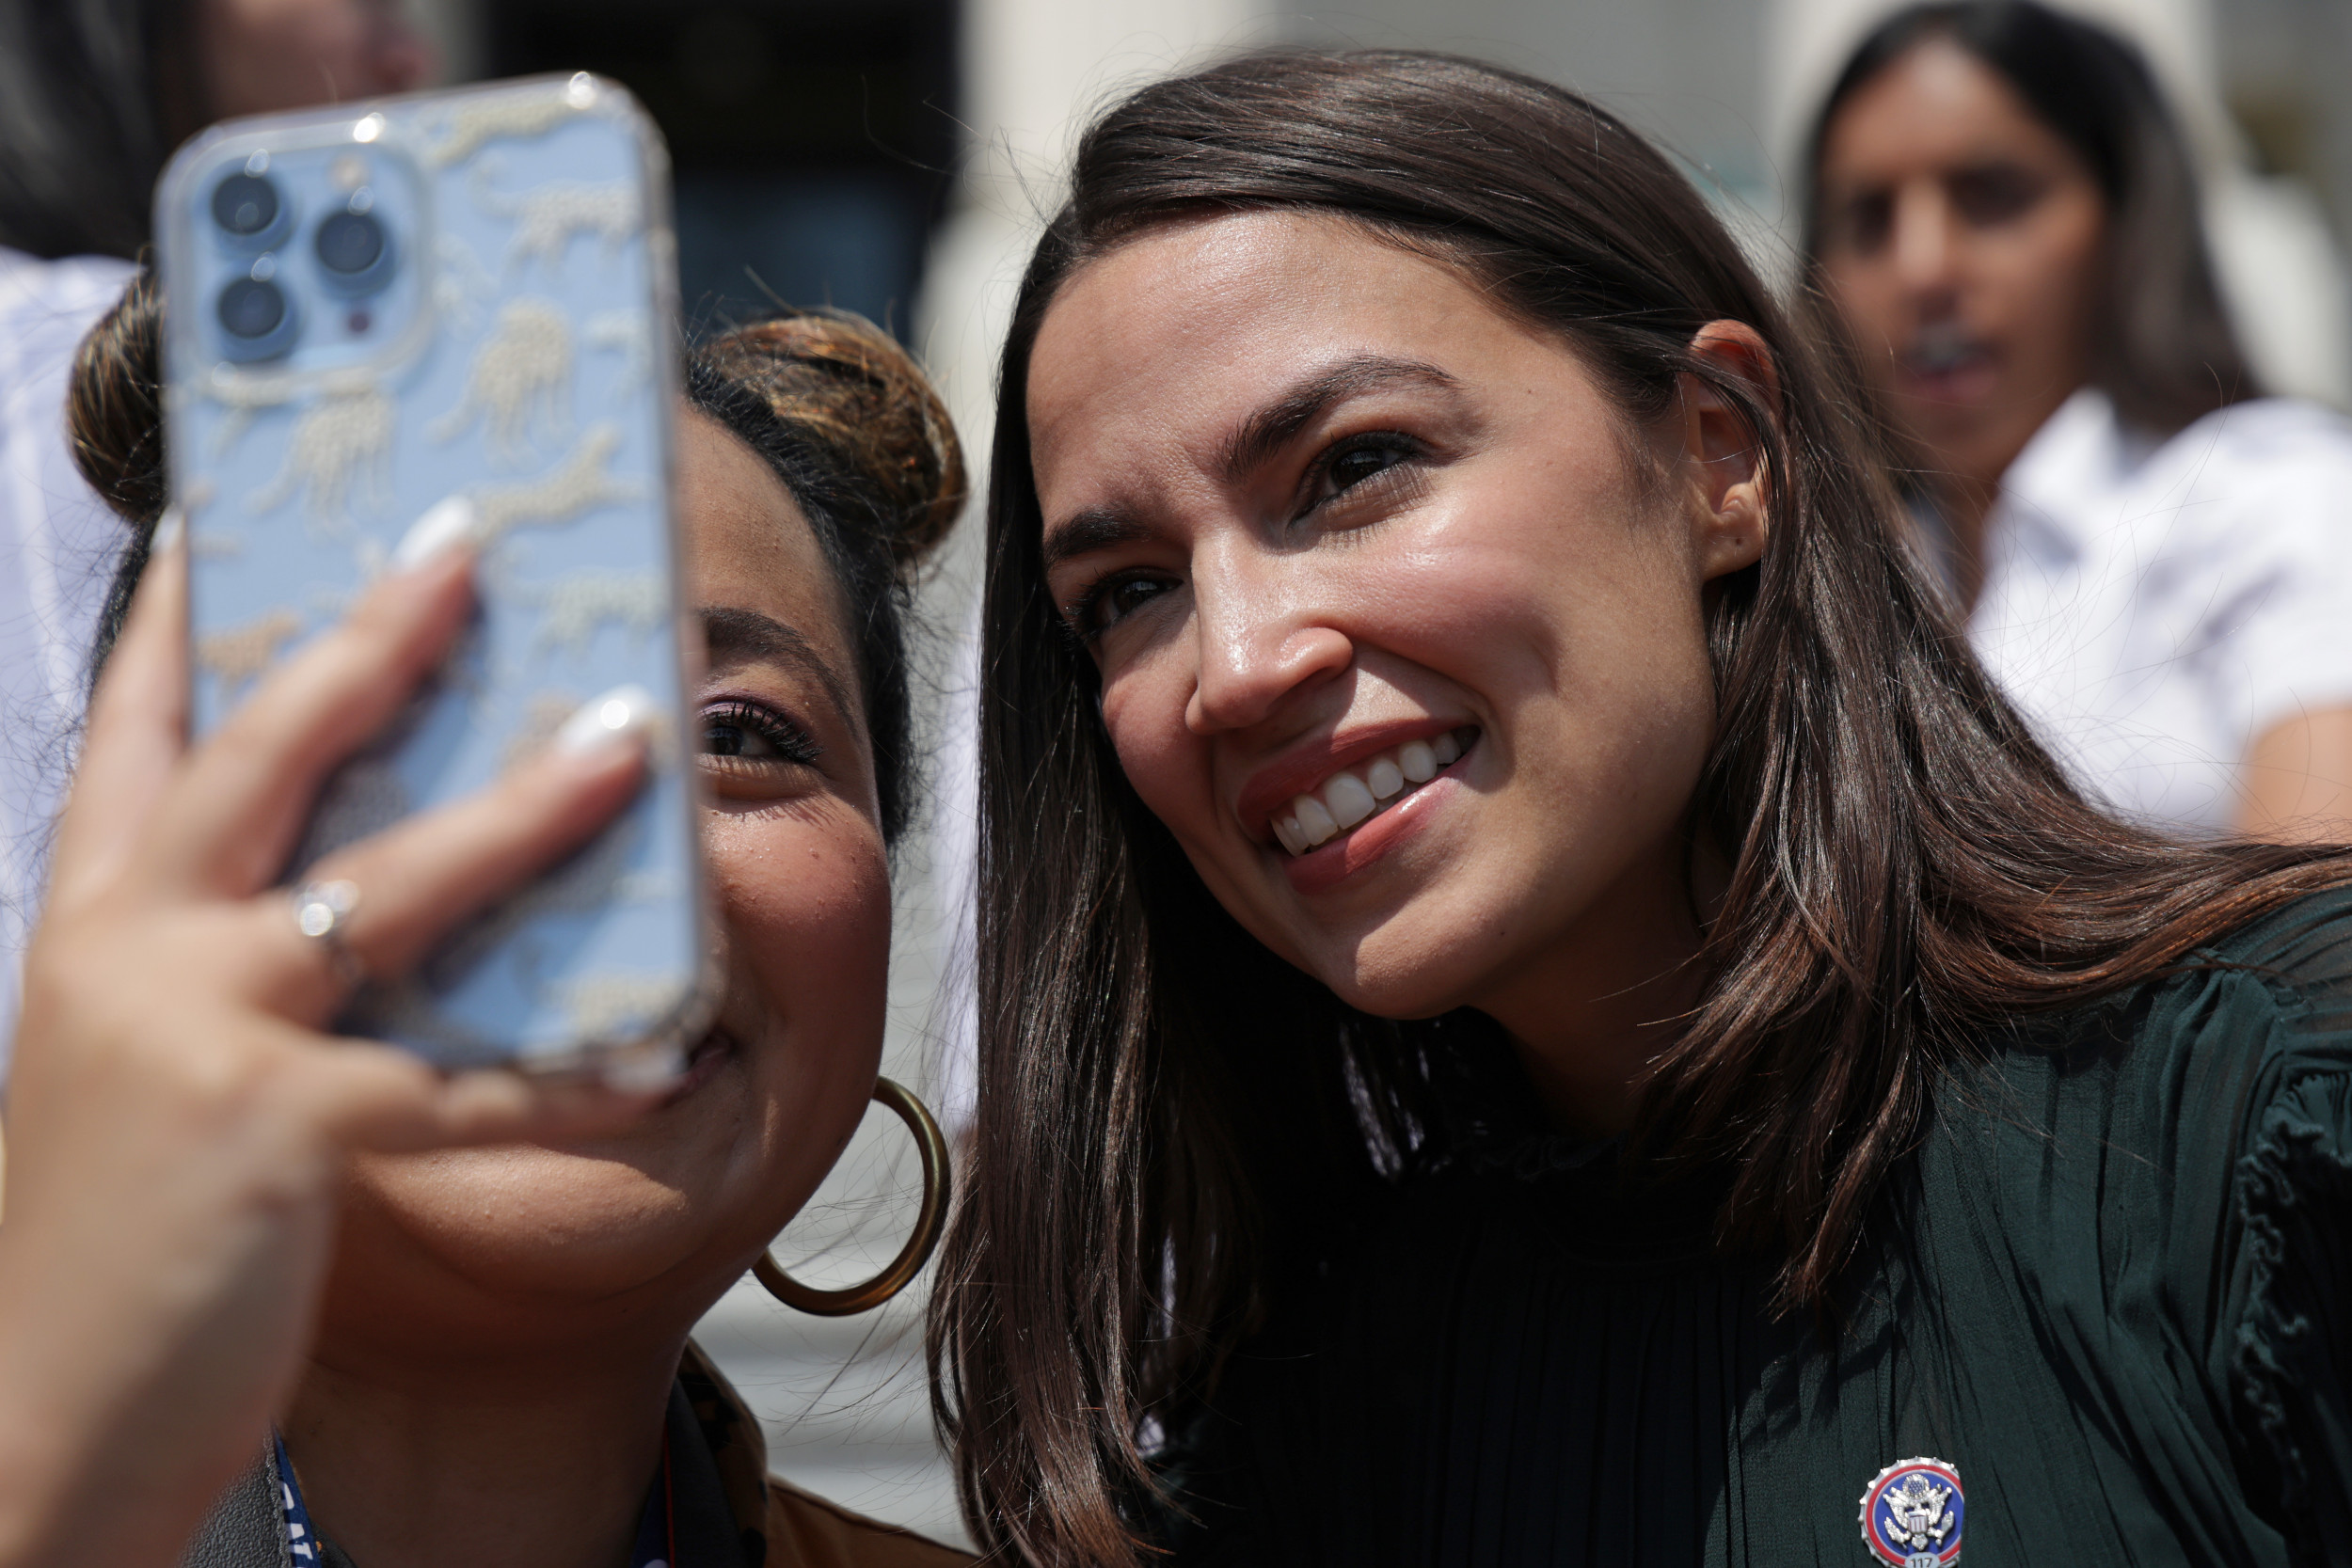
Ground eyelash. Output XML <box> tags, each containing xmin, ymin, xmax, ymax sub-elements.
<box><xmin>1299</xmin><ymin>431</ymin><xmax>1423</xmax><ymax>518</ymax></box>
<box><xmin>1061</xmin><ymin>431</ymin><xmax>1425</xmax><ymax>641</ymax></box>
<box><xmin>700</xmin><ymin>698</ymin><xmax>822</xmax><ymax>767</ymax></box>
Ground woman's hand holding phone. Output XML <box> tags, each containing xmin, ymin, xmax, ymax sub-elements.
<box><xmin>0</xmin><ymin>533</ymin><xmax>660</xmax><ymax>1567</ymax></box>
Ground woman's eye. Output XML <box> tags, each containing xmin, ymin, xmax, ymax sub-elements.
<box><xmin>1330</xmin><ymin>443</ymin><xmax>1410</xmax><ymax>492</ymax></box>
<box><xmin>1073</xmin><ymin>573</ymin><xmax>1178</xmax><ymax>638</ymax></box>
<box><xmin>1950</xmin><ymin>166</ymin><xmax>2042</xmax><ymax>226</ymax></box>
<box><xmin>701</xmin><ymin>701</ymin><xmax>820</xmax><ymax>766</ymax></box>
<box><xmin>1836</xmin><ymin>191</ymin><xmax>1893</xmax><ymax>254</ymax></box>
<box><xmin>1104</xmin><ymin>577</ymin><xmax>1172</xmax><ymax>620</ymax></box>
<box><xmin>1308</xmin><ymin>436</ymin><xmax>1420</xmax><ymax>513</ymax></box>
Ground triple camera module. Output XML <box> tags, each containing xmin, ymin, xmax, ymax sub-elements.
<box><xmin>210</xmin><ymin>153</ymin><xmax>398</xmax><ymax>363</ymax></box>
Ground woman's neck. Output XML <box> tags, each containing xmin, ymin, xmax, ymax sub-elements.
<box><xmin>1924</xmin><ymin>375</ymin><xmax>2090</xmax><ymax>619</ymax></box>
<box><xmin>1933</xmin><ymin>472</ymin><xmax>2001</xmax><ymax>617</ymax></box>
<box><xmin>1475</xmin><ymin>837</ymin><xmax>1717</xmax><ymax>1139</ymax></box>
<box><xmin>280</xmin><ymin>1332</ymin><xmax>686</xmax><ymax>1568</ymax></box>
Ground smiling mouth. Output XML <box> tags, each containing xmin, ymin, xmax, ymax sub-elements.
<box><xmin>660</xmin><ymin>1027</ymin><xmax>738</xmax><ymax>1105</ymax></box>
<box><xmin>1270</xmin><ymin>726</ymin><xmax>1479</xmax><ymax>856</ymax></box>
<box><xmin>1899</xmin><ymin>322</ymin><xmax>1993</xmax><ymax>380</ymax></box>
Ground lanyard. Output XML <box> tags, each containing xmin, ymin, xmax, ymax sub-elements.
<box><xmin>272</xmin><ymin>1429</ymin><xmax>676</xmax><ymax>1567</ymax></box>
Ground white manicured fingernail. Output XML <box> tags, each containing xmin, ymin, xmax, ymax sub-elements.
<box><xmin>151</xmin><ymin>506</ymin><xmax>184</xmax><ymax>555</ymax></box>
<box><xmin>553</xmin><ymin>684</ymin><xmax>657</xmax><ymax>755</ymax></box>
<box><xmin>599</xmin><ymin>1041</ymin><xmax>685</xmax><ymax>1092</ymax></box>
<box><xmin>391</xmin><ymin>495</ymin><xmax>478</xmax><ymax>571</ymax></box>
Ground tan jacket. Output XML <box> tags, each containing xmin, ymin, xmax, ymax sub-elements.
<box><xmin>682</xmin><ymin>1339</ymin><xmax>975</xmax><ymax>1567</ymax></box>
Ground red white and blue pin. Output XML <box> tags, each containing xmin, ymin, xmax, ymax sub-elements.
<box><xmin>1858</xmin><ymin>1457</ymin><xmax>1964</xmax><ymax>1566</ymax></box>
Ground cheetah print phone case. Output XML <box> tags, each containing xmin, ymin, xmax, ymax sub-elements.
<box><xmin>155</xmin><ymin>75</ymin><xmax>708</xmax><ymax>1077</ymax></box>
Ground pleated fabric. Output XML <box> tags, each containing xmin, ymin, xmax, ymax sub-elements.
<box><xmin>1151</xmin><ymin>889</ymin><xmax>2352</xmax><ymax>1567</ymax></box>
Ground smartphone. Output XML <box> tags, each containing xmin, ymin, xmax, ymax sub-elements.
<box><xmin>153</xmin><ymin>75</ymin><xmax>708</xmax><ymax>1080</ymax></box>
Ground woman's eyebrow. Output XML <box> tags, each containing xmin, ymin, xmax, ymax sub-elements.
<box><xmin>1216</xmin><ymin>356</ymin><xmax>1459</xmax><ymax>483</ymax></box>
<box><xmin>701</xmin><ymin>605</ymin><xmax>859</xmax><ymax>735</ymax></box>
<box><xmin>1041</xmin><ymin>508</ymin><xmax>1151</xmax><ymax>576</ymax></box>
<box><xmin>1037</xmin><ymin>356</ymin><xmax>1459</xmax><ymax>574</ymax></box>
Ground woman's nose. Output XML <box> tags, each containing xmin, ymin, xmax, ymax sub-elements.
<box><xmin>1183</xmin><ymin>548</ymin><xmax>1351</xmax><ymax>736</ymax></box>
<box><xmin>371</xmin><ymin>4</ymin><xmax>437</xmax><ymax>94</ymax></box>
<box><xmin>1890</xmin><ymin>182</ymin><xmax>1959</xmax><ymax>294</ymax></box>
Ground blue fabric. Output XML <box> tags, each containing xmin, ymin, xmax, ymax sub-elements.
<box><xmin>271</xmin><ymin>1429</ymin><xmax>674</xmax><ymax>1566</ymax></box>
<box><xmin>271</xmin><ymin>1435</ymin><xmax>318</xmax><ymax>1567</ymax></box>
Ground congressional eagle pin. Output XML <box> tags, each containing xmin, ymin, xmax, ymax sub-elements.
<box><xmin>1858</xmin><ymin>1457</ymin><xmax>1964</xmax><ymax>1566</ymax></box>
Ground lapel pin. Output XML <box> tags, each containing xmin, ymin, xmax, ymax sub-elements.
<box><xmin>1859</xmin><ymin>1456</ymin><xmax>1964</xmax><ymax>1566</ymax></box>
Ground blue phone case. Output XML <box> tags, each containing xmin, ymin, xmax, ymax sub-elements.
<box><xmin>154</xmin><ymin>75</ymin><xmax>708</xmax><ymax>1078</ymax></box>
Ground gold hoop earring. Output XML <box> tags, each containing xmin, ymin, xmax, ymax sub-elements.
<box><xmin>755</xmin><ymin>1077</ymin><xmax>952</xmax><ymax>1316</ymax></box>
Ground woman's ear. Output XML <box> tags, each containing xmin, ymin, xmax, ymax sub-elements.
<box><xmin>1676</xmin><ymin>319</ymin><xmax>1777</xmax><ymax>581</ymax></box>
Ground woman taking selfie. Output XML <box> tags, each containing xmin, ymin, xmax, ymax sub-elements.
<box><xmin>931</xmin><ymin>49</ymin><xmax>2352</xmax><ymax>1568</ymax></box>
<box><xmin>1805</xmin><ymin>0</ymin><xmax>2352</xmax><ymax>841</ymax></box>
<box><xmin>0</xmin><ymin>292</ymin><xmax>971</xmax><ymax>1567</ymax></box>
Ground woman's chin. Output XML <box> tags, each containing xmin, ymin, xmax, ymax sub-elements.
<box><xmin>339</xmin><ymin>1107</ymin><xmax>757</xmax><ymax>1307</ymax></box>
<box><xmin>360</xmin><ymin>1147</ymin><xmax>711</xmax><ymax>1270</ymax></box>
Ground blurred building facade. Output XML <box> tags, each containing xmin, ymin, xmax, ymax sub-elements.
<box><xmin>390</xmin><ymin>0</ymin><xmax>2352</xmax><ymax>1546</ymax></box>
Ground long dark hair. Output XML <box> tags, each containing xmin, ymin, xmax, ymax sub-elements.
<box><xmin>927</xmin><ymin>48</ymin><xmax>2351</xmax><ymax>1565</ymax></box>
<box><xmin>68</xmin><ymin>277</ymin><xmax>964</xmax><ymax>843</ymax></box>
<box><xmin>1802</xmin><ymin>0</ymin><xmax>2253</xmax><ymax>435</ymax></box>
<box><xmin>0</xmin><ymin>0</ymin><xmax>206</xmax><ymax>260</ymax></box>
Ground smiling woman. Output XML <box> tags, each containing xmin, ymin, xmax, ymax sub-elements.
<box><xmin>930</xmin><ymin>48</ymin><xmax>2352</xmax><ymax>1568</ymax></box>
<box><xmin>0</xmin><ymin>300</ymin><xmax>972</xmax><ymax>1567</ymax></box>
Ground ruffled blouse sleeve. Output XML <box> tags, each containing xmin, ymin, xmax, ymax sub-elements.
<box><xmin>2231</xmin><ymin>1068</ymin><xmax>2352</xmax><ymax>1562</ymax></box>
<box><xmin>2219</xmin><ymin>903</ymin><xmax>2352</xmax><ymax>1563</ymax></box>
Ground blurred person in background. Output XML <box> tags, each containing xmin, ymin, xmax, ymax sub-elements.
<box><xmin>0</xmin><ymin>296</ymin><xmax>972</xmax><ymax>1567</ymax></box>
<box><xmin>1806</xmin><ymin>0</ymin><xmax>2352</xmax><ymax>843</ymax></box>
<box><xmin>0</xmin><ymin>0</ymin><xmax>431</xmax><ymax>1069</ymax></box>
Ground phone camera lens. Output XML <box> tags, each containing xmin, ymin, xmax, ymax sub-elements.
<box><xmin>216</xmin><ymin>277</ymin><xmax>295</xmax><ymax>359</ymax></box>
<box><xmin>313</xmin><ymin>207</ymin><xmax>394</xmax><ymax>295</ymax></box>
<box><xmin>211</xmin><ymin>173</ymin><xmax>281</xmax><ymax>240</ymax></box>
<box><xmin>316</xmin><ymin>210</ymin><xmax>384</xmax><ymax>275</ymax></box>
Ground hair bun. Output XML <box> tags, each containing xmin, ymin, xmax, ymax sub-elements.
<box><xmin>701</xmin><ymin>311</ymin><xmax>966</xmax><ymax>570</ymax></box>
<box><xmin>69</xmin><ymin>266</ymin><xmax>168</xmax><ymax>530</ymax></box>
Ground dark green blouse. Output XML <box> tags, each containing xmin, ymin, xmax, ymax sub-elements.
<box><xmin>1153</xmin><ymin>890</ymin><xmax>2352</xmax><ymax>1566</ymax></box>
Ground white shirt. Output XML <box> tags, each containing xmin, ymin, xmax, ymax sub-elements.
<box><xmin>1971</xmin><ymin>387</ymin><xmax>2352</xmax><ymax>838</ymax></box>
<box><xmin>0</xmin><ymin>246</ymin><xmax>136</xmax><ymax>1071</ymax></box>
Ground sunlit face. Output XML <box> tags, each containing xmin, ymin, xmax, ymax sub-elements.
<box><xmin>201</xmin><ymin>0</ymin><xmax>434</xmax><ymax>119</ymax></box>
<box><xmin>316</xmin><ymin>414</ymin><xmax>891</xmax><ymax>1361</ymax></box>
<box><xmin>1815</xmin><ymin>37</ymin><xmax>2107</xmax><ymax>488</ymax></box>
<box><xmin>1028</xmin><ymin>212</ymin><xmax>1757</xmax><ymax>1027</ymax></box>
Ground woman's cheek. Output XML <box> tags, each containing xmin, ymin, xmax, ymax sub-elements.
<box><xmin>705</xmin><ymin>805</ymin><xmax>893</xmax><ymax>1009</ymax></box>
<box><xmin>1101</xmin><ymin>676</ymin><xmax>1205</xmax><ymax>834</ymax></box>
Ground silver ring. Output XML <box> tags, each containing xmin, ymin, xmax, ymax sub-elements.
<box><xmin>291</xmin><ymin>879</ymin><xmax>365</xmax><ymax>988</ymax></box>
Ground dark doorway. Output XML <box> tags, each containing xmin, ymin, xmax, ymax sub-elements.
<box><xmin>484</xmin><ymin>0</ymin><xmax>959</xmax><ymax>339</ymax></box>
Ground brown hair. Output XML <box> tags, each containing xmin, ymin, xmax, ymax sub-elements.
<box><xmin>1802</xmin><ymin>0</ymin><xmax>2254</xmax><ymax>436</ymax></box>
<box><xmin>700</xmin><ymin>316</ymin><xmax>965</xmax><ymax>570</ymax></box>
<box><xmin>928</xmin><ymin>49</ymin><xmax>2352</xmax><ymax>1565</ymax></box>
<box><xmin>683</xmin><ymin>310</ymin><xmax>965</xmax><ymax>840</ymax></box>
<box><xmin>69</xmin><ymin>278</ymin><xmax>963</xmax><ymax>838</ymax></box>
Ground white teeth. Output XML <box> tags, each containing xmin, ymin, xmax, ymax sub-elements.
<box><xmin>1269</xmin><ymin>729</ymin><xmax>1479</xmax><ymax>857</ymax></box>
<box><xmin>1325</xmin><ymin>771</ymin><xmax>1376</xmax><ymax>827</ymax></box>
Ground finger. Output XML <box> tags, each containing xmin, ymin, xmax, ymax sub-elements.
<box><xmin>249</xmin><ymin>720</ymin><xmax>649</xmax><ymax>1020</ymax></box>
<box><xmin>48</xmin><ymin>523</ymin><xmax>189</xmax><ymax>913</ymax></box>
<box><xmin>277</xmin><ymin>1035</ymin><xmax>665</xmax><ymax>1154</ymax></box>
<box><xmin>412</xmin><ymin>1067</ymin><xmax>670</xmax><ymax>1149</ymax></box>
<box><xmin>151</xmin><ymin>547</ymin><xmax>477</xmax><ymax>896</ymax></box>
